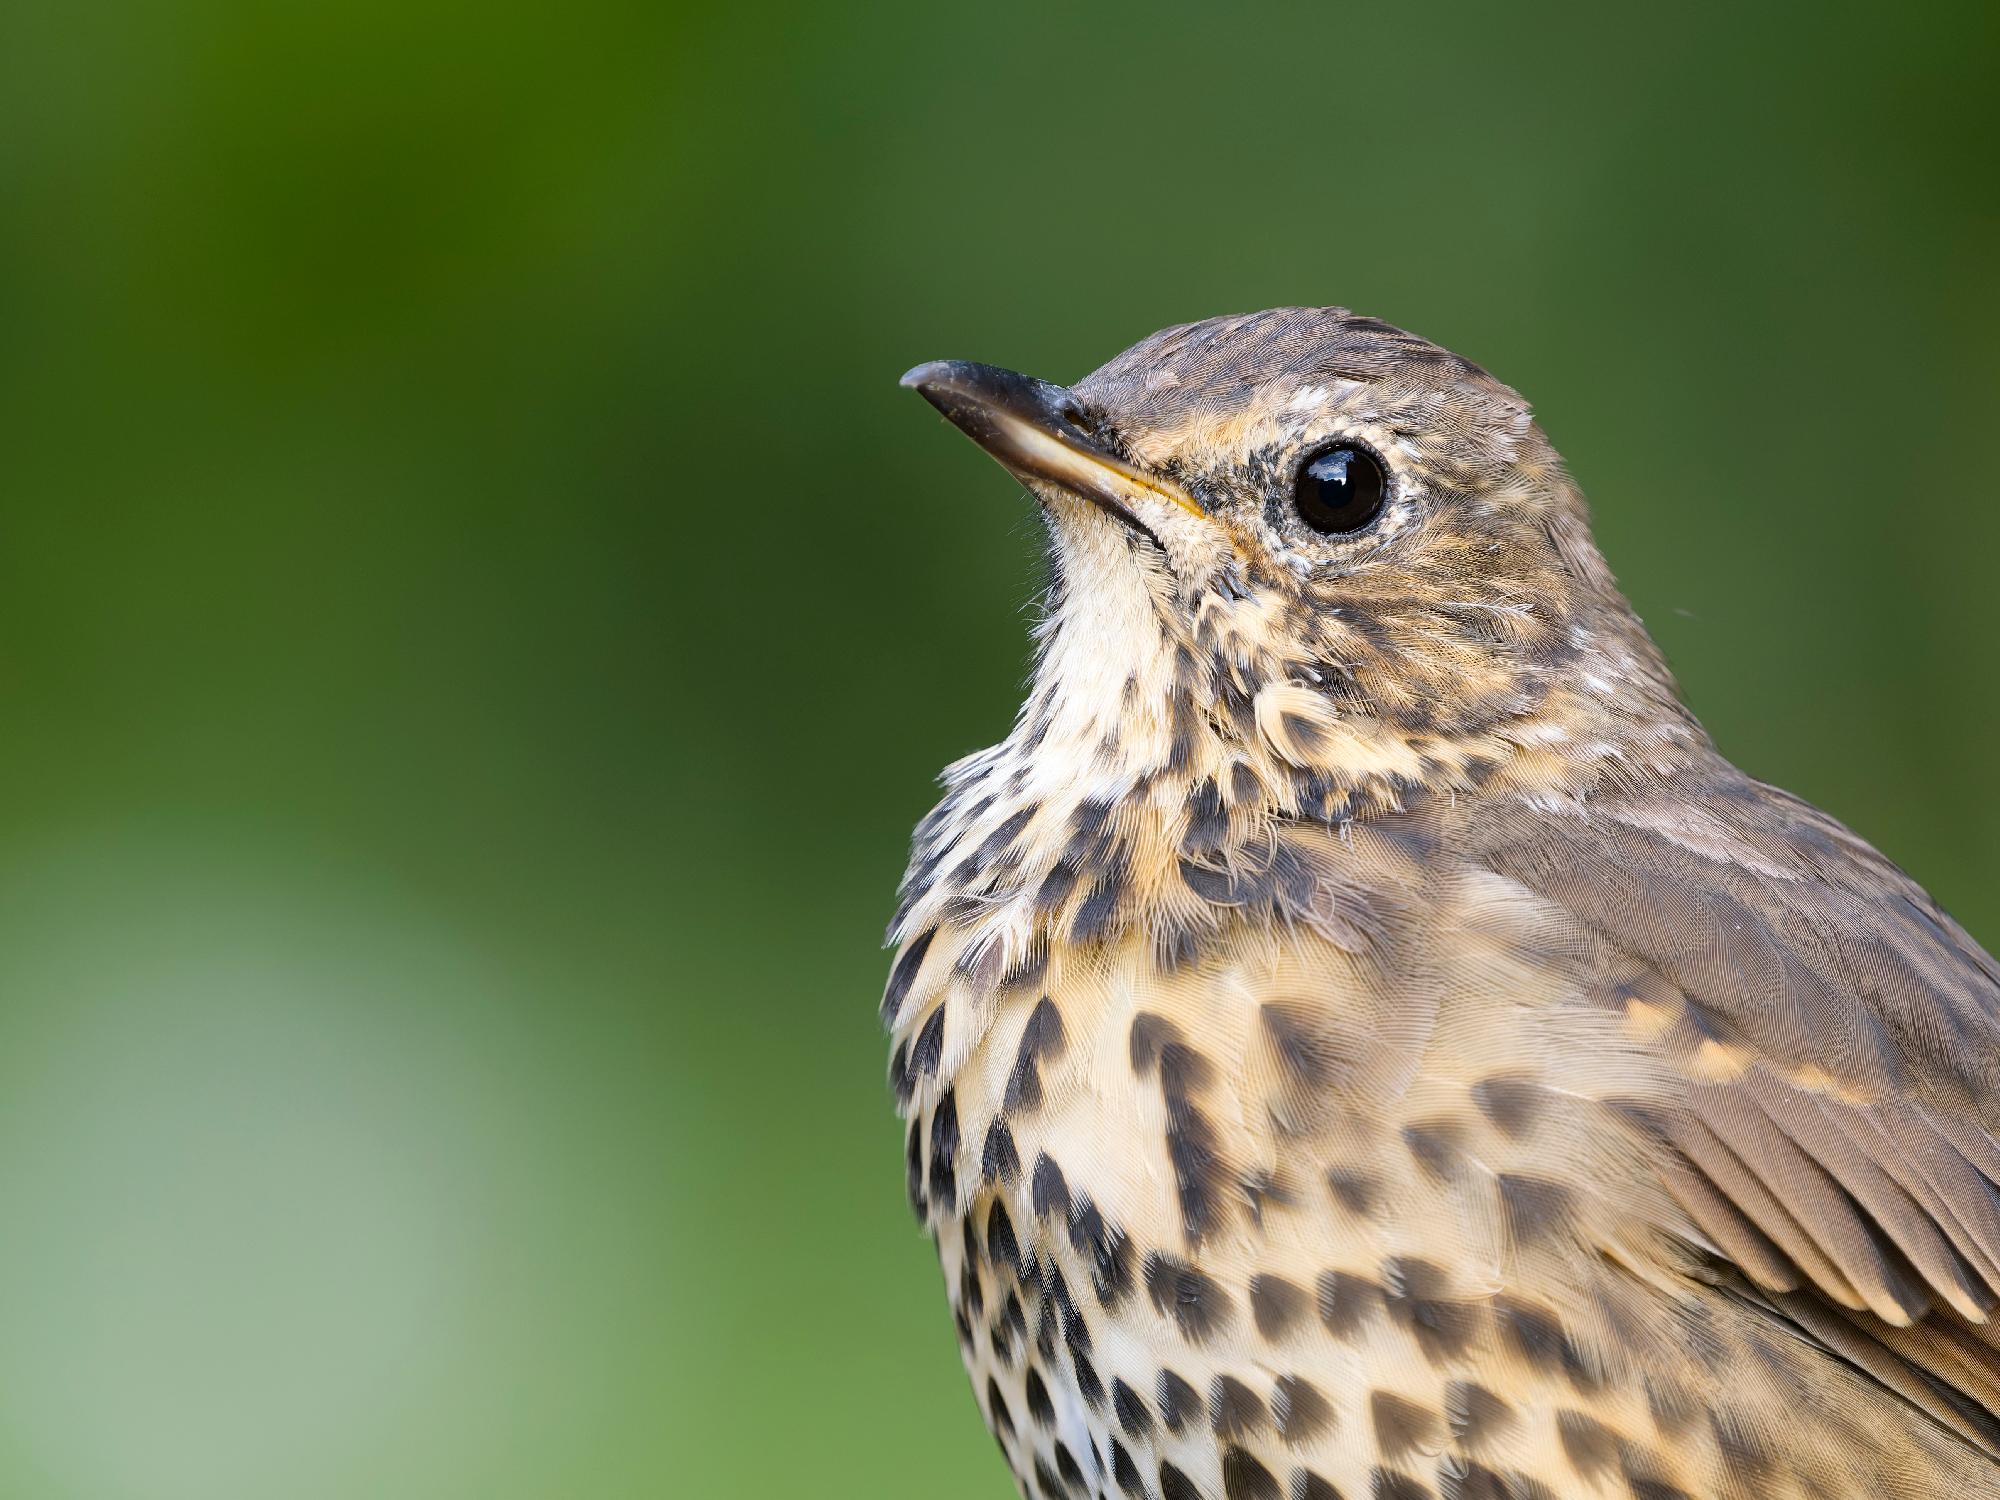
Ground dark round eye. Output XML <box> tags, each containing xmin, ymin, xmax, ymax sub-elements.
<box><xmin>1292</xmin><ymin>444</ymin><xmax>1387</xmax><ymax>534</ymax></box>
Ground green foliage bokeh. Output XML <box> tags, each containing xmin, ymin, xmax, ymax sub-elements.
<box><xmin>0</xmin><ymin>2</ymin><xmax>1994</xmax><ymax>1495</ymax></box>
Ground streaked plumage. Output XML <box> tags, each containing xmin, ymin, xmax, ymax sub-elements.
<box><xmin>883</xmin><ymin>309</ymin><xmax>2000</xmax><ymax>1500</ymax></box>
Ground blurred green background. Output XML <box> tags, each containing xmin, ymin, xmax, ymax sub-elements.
<box><xmin>0</xmin><ymin>2</ymin><xmax>1995</xmax><ymax>1495</ymax></box>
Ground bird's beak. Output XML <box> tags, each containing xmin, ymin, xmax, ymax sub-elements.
<box><xmin>900</xmin><ymin>360</ymin><xmax>1207</xmax><ymax>535</ymax></box>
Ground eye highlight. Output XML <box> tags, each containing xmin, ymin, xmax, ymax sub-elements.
<box><xmin>1292</xmin><ymin>443</ymin><xmax>1387</xmax><ymax>534</ymax></box>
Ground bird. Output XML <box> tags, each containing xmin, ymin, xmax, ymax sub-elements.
<box><xmin>881</xmin><ymin>308</ymin><xmax>2000</xmax><ymax>1500</ymax></box>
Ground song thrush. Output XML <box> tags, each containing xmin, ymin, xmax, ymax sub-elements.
<box><xmin>884</xmin><ymin>308</ymin><xmax>2000</xmax><ymax>1500</ymax></box>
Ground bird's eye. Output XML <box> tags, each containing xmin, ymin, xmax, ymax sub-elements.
<box><xmin>1292</xmin><ymin>444</ymin><xmax>1387</xmax><ymax>534</ymax></box>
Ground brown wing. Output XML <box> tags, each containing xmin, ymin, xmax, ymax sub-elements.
<box><xmin>1468</xmin><ymin>763</ymin><xmax>2000</xmax><ymax>1448</ymax></box>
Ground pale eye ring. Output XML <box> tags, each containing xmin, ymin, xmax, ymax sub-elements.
<box><xmin>1292</xmin><ymin>443</ymin><xmax>1387</xmax><ymax>534</ymax></box>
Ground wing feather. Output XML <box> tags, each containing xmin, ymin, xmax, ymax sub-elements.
<box><xmin>1469</xmin><ymin>767</ymin><xmax>2000</xmax><ymax>1444</ymax></box>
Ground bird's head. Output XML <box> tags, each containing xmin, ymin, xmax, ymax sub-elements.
<box><xmin>893</xmin><ymin>309</ymin><xmax>1703</xmax><ymax>968</ymax></box>
<box><xmin>905</xmin><ymin>308</ymin><xmax>1696</xmax><ymax>824</ymax></box>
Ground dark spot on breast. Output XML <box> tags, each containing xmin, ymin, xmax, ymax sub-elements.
<box><xmin>1036</xmin><ymin>859</ymin><xmax>1080</xmax><ymax>912</ymax></box>
<box><xmin>1279</xmin><ymin>710</ymin><xmax>1327</xmax><ymax>754</ymax></box>
<box><xmin>1708</xmin><ymin>1409</ymin><xmax>1778</xmax><ymax>1486</ymax></box>
<box><xmin>1066</xmin><ymin>796</ymin><xmax>1116</xmax><ymax>851</ymax></box>
<box><xmin>1250</xmin><ymin>1273</ymin><xmax>1308</xmax><ymax>1339</ymax></box>
<box><xmin>1179</xmin><ymin>857</ymin><xmax>1239</xmax><ymax>904</ymax></box>
<box><xmin>1145</xmin><ymin>1252</ymin><xmax>1232</xmax><ymax>1343</ymax></box>
<box><xmin>1006</xmin><ymin>996</ymin><xmax>1067</xmax><ymax>1112</ymax></box>
<box><xmin>1183</xmin><ymin>776</ymin><xmax>1228</xmax><ymax>853</ymax></box>
<box><xmin>1246</xmin><ymin>840</ymin><xmax>1318</xmax><ymax>914</ymax></box>
<box><xmin>1067</xmin><ymin>1197</ymin><xmax>1133</xmax><ymax>1307</ymax></box>
<box><xmin>1071</xmin><ymin>857</ymin><xmax>1128</xmax><ymax>943</ymax></box>
<box><xmin>1032</xmin><ymin>1455</ymin><xmax>1067</xmax><ymax>1499</ymax></box>
<box><xmin>1228</xmin><ymin>761</ymin><xmax>1262</xmax><ymax>805</ymax></box>
<box><xmin>1316</xmin><ymin>1269</ymin><xmax>1382</xmax><ymax>1339</ymax></box>
<box><xmin>1062</xmin><ymin>833</ymin><xmax>1116</xmax><ymax>888</ymax></box>
<box><xmin>1494</xmin><ymin>1297</ymin><xmax>1597</xmax><ymax>1391</ymax></box>
<box><xmin>1129</xmin><ymin>1011</ymin><xmax>1180</xmax><ymax>1075</ymax></box>
<box><xmin>1369</xmin><ymin>1470</ymin><xmax>1432</xmax><ymax>1500</ymax></box>
<box><xmin>987</xmin><ymin>1314</ymin><xmax>1014</xmax><ymax>1368</ymax></box>
<box><xmin>887</xmin><ymin>867</ymin><xmax>935</xmax><ymax>936</ymax></box>
<box><xmin>1112</xmin><ymin>1378</ymin><xmax>1153</xmax><ymax>1438</ymax></box>
<box><xmin>1401</xmin><ymin>1120</ymin><xmax>1469</xmax><ymax>1183</ymax></box>
<box><xmin>1645</xmin><ymin>1376</ymin><xmax>1701</xmax><ymax>1438</ymax></box>
<box><xmin>911</xmin><ymin>795</ymin><xmax>957</xmax><ymax>849</ymax></box>
<box><xmin>1370</xmin><ymin>1391</ymin><xmax>1441</xmax><ymax>1460</ymax></box>
<box><xmin>1071</xmin><ymin>1346</ymin><xmax>1105</xmax><ymax>1410</ymax></box>
<box><xmin>1382</xmin><ymin>1258</ymin><xmax>1480</xmax><ymax>1363</ymax></box>
<box><xmin>1155</xmin><ymin>919</ymin><xmax>1217</xmax><ymax>973</ymax></box>
<box><xmin>985</xmin><ymin>1376</ymin><xmax>1014</xmax><ymax>1439</ymax></box>
<box><xmin>1210</xmin><ymin>1375</ymin><xmax>1269</xmax><ymax>1439</ymax></box>
<box><xmin>1164</xmin><ymin>1097</ymin><xmax>1224</xmax><ymax>1242</ymax></box>
<box><xmin>1001</xmin><ymin>937</ymin><xmax>1050</xmax><ymax>991</ymax></box>
<box><xmin>1470</xmin><ymin>1074</ymin><xmax>1540</xmax><ymax>1137</ymax></box>
<box><xmin>1443</xmin><ymin>1382</ymin><xmax>1512</xmax><ymax>1450</ymax></box>
<box><xmin>1034</xmin><ymin>1295</ymin><xmax>1059</xmax><ymax>1360</ymax></box>
<box><xmin>1152</xmin><ymin>1040</ymin><xmax>1225</xmax><ymax>1242</ymax></box>
<box><xmin>910</xmin><ymin>1004</ymin><xmax>947</xmax><ymax>1079</ymax></box>
<box><xmin>927</xmin><ymin>1090</ymin><xmax>959</xmax><ymax>1206</ymax></box>
<box><xmin>904</xmin><ymin>1117</ymin><xmax>926</xmax><ymax>1217</ymax></box>
<box><xmin>889</xmin><ymin>1038</ymin><xmax>914</xmax><ymax>1103</ymax></box>
<box><xmin>957</xmin><ymin>1256</ymin><xmax>985</xmax><ymax>1317</ymax></box>
<box><xmin>1219</xmin><ymin>679</ymin><xmax>1258</xmax><ymax>737</ymax></box>
<box><xmin>981</xmin><ymin>1118</ymin><xmax>1021</xmax><ymax>1184</ymax></box>
<box><xmin>1160</xmin><ymin>1462</ymin><xmax>1203</xmax><ymax>1500</ymax></box>
<box><xmin>881</xmin><ymin>927</ymin><xmax>936</xmax><ymax>1025</ymax></box>
<box><xmin>1031</xmin><ymin>1153</ymin><xmax>1070</xmax><ymax>1219</ymax></box>
<box><xmin>996</xmin><ymin>1288</ymin><xmax>1027</xmax><ymax>1358</ymax></box>
<box><xmin>976</xmin><ymin>806</ymin><xmax>1036</xmax><ymax>865</ymax></box>
<box><xmin>1326</xmin><ymin>1170</ymin><xmax>1377</xmax><ymax>1217</ymax></box>
<box><xmin>1222</xmin><ymin>1447</ymin><xmax>1280</xmax><ymax>1500</ymax></box>
<box><xmin>1240</xmin><ymin>1169</ymin><xmax>1298</xmax><ymax>1228</ymax></box>
<box><xmin>937</xmin><ymin>893</ymin><xmax>988</xmax><ymax>926</ymax></box>
<box><xmin>1555</xmin><ymin>1410</ymin><xmax>1619</xmax><ymax>1477</ymax></box>
<box><xmin>1274</xmin><ymin>1374</ymin><xmax>1334</xmax><ymax>1445</ymax></box>
<box><xmin>1111</xmin><ymin>1438</ymin><xmax>1145</xmax><ymax>1497</ymax></box>
<box><xmin>1260</xmin><ymin>1003</ymin><xmax>1350</xmax><ymax>1090</ymax></box>
<box><xmin>1024</xmin><ymin>1365</ymin><xmax>1055</xmax><ymax>1427</ymax></box>
<box><xmin>1054</xmin><ymin>1440</ymin><xmax>1086</xmax><ymax>1493</ymax></box>
<box><xmin>1291</xmin><ymin>1471</ymin><xmax>1342</xmax><ymax>1500</ymax></box>
<box><xmin>954</xmin><ymin>933</ymin><xmax>1006</xmax><ymax>986</ymax></box>
<box><xmin>1462</xmin><ymin>755</ymin><xmax>1500</xmax><ymax>787</ymax></box>
<box><xmin>1157</xmin><ymin>1369</ymin><xmax>1203</xmax><ymax>1433</ymax></box>
<box><xmin>1052</xmin><ymin>1269</ymin><xmax>1089</xmax><ymax>1355</ymax></box>
<box><xmin>1442</xmin><ymin>1463</ymin><xmax>1553</xmax><ymax>1500</ymax></box>
<box><xmin>1288</xmin><ymin>767</ymin><xmax>1337</xmax><ymax>820</ymax></box>
<box><xmin>1495</xmin><ymin>1173</ymin><xmax>1573</xmax><ymax>1249</ymax></box>
<box><xmin>986</xmin><ymin>1199</ymin><xmax>1020</xmax><ymax>1270</ymax></box>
